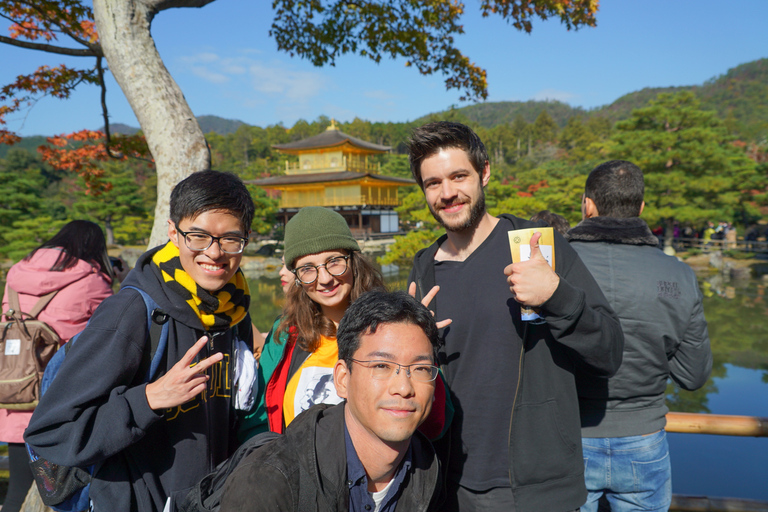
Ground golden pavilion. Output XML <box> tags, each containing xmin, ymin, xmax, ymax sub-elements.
<box><xmin>248</xmin><ymin>121</ymin><xmax>415</xmax><ymax>236</ymax></box>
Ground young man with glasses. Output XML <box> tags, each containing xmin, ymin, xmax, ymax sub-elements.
<box><xmin>221</xmin><ymin>290</ymin><xmax>444</xmax><ymax>512</ymax></box>
<box><xmin>26</xmin><ymin>170</ymin><xmax>256</xmax><ymax>512</ymax></box>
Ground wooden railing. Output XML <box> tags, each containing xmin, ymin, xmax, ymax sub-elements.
<box><xmin>279</xmin><ymin>195</ymin><xmax>401</xmax><ymax>208</ymax></box>
<box><xmin>659</xmin><ymin>236</ymin><xmax>768</xmax><ymax>254</ymax></box>
<box><xmin>666</xmin><ymin>412</ymin><xmax>768</xmax><ymax>437</ymax></box>
<box><xmin>666</xmin><ymin>412</ymin><xmax>768</xmax><ymax>512</ymax></box>
<box><xmin>284</xmin><ymin>158</ymin><xmax>380</xmax><ymax>175</ymax></box>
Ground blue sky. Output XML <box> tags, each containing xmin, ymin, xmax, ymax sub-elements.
<box><xmin>2</xmin><ymin>0</ymin><xmax>767</xmax><ymax>136</ymax></box>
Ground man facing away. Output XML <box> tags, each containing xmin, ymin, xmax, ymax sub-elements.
<box><xmin>567</xmin><ymin>160</ymin><xmax>712</xmax><ymax>512</ymax></box>
<box><xmin>407</xmin><ymin>121</ymin><xmax>624</xmax><ymax>512</ymax></box>
<box><xmin>220</xmin><ymin>290</ymin><xmax>444</xmax><ymax>512</ymax></box>
<box><xmin>26</xmin><ymin>170</ymin><xmax>256</xmax><ymax>512</ymax></box>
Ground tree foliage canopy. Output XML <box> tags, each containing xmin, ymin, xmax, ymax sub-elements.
<box><xmin>609</xmin><ymin>91</ymin><xmax>758</xmax><ymax>227</ymax></box>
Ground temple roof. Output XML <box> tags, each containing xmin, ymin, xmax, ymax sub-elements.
<box><xmin>246</xmin><ymin>171</ymin><xmax>415</xmax><ymax>187</ymax></box>
<box><xmin>272</xmin><ymin>126</ymin><xmax>391</xmax><ymax>153</ymax></box>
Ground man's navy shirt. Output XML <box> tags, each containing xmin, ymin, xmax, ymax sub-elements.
<box><xmin>345</xmin><ymin>424</ymin><xmax>412</xmax><ymax>512</ymax></box>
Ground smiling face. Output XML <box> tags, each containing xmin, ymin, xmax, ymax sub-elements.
<box><xmin>167</xmin><ymin>210</ymin><xmax>247</xmax><ymax>292</ymax></box>
<box><xmin>293</xmin><ymin>250</ymin><xmax>354</xmax><ymax>322</ymax></box>
<box><xmin>420</xmin><ymin>147</ymin><xmax>489</xmax><ymax>233</ymax></box>
<box><xmin>334</xmin><ymin>321</ymin><xmax>435</xmax><ymax>449</ymax></box>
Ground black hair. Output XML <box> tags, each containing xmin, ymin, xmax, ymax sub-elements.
<box><xmin>407</xmin><ymin>121</ymin><xmax>488</xmax><ymax>189</ymax></box>
<box><xmin>585</xmin><ymin>160</ymin><xmax>645</xmax><ymax>218</ymax></box>
<box><xmin>25</xmin><ymin>220</ymin><xmax>111</xmax><ymax>277</ymax></box>
<box><xmin>169</xmin><ymin>170</ymin><xmax>255</xmax><ymax>234</ymax></box>
<box><xmin>337</xmin><ymin>290</ymin><xmax>439</xmax><ymax>368</ymax></box>
<box><xmin>530</xmin><ymin>210</ymin><xmax>571</xmax><ymax>236</ymax></box>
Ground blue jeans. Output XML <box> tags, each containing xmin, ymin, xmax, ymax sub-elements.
<box><xmin>581</xmin><ymin>429</ymin><xmax>672</xmax><ymax>512</ymax></box>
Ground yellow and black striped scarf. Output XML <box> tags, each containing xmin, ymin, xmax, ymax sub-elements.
<box><xmin>151</xmin><ymin>242</ymin><xmax>250</xmax><ymax>329</ymax></box>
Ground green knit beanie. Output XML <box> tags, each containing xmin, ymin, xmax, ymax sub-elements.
<box><xmin>283</xmin><ymin>207</ymin><xmax>360</xmax><ymax>269</ymax></box>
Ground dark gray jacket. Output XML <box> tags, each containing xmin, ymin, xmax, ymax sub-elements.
<box><xmin>220</xmin><ymin>404</ymin><xmax>443</xmax><ymax>512</ymax></box>
<box><xmin>568</xmin><ymin>217</ymin><xmax>712</xmax><ymax>437</ymax></box>
<box><xmin>410</xmin><ymin>214</ymin><xmax>624</xmax><ymax>512</ymax></box>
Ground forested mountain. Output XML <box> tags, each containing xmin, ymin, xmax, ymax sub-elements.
<box><xmin>419</xmin><ymin>100</ymin><xmax>589</xmax><ymax>128</ymax></box>
<box><xmin>697</xmin><ymin>59</ymin><xmax>768</xmax><ymax>141</ymax></box>
<box><xmin>197</xmin><ymin>115</ymin><xmax>246</xmax><ymax>135</ymax></box>
<box><xmin>0</xmin><ymin>135</ymin><xmax>47</xmax><ymax>159</ymax></box>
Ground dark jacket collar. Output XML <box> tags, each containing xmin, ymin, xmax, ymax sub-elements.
<box><xmin>286</xmin><ymin>403</ymin><xmax>442</xmax><ymax>511</ymax></box>
<box><xmin>566</xmin><ymin>217</ymin><xmax>659</xmax><ymax>247</ymax></box>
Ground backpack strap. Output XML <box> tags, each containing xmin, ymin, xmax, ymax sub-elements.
<box><xmin>121</xmin><ymin>286</ymin><xmax>169</xmax><ymax>382</ymax></box>
<box><xmin>5</xmin><ymin>288</ymin><xmax>58</xmax><ymax>320</ymax></box>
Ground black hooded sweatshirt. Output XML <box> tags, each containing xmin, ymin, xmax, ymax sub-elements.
<box><xmin>25</xmin><ymin>246</ymin><xmax>251</xmax><ymax>512</ymax></box>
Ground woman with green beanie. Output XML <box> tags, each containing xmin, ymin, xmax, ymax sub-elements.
<box><xmin>240</xmin><ymin>207</ymin><xmax>385</xmax><ymax>437</ymax></box>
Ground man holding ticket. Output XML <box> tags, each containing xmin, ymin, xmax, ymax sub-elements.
<box><xmin>407</xmin><ymin>121</ymin><xmax>624</xmax><ymax>512</ymax></box>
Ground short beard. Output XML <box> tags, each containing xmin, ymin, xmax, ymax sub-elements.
<box><xmin>430</xmin><ymin>186</ymin><xmax>486</xmax><ymax>233</ymax></box>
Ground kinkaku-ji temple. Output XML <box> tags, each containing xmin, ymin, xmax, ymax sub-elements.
<box><xmin>247</xmin><ymin>121</ymin><xmax>416</xmax><ymax>237</ymax></box>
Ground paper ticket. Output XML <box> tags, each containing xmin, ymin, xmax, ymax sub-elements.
<box><xmin>508</xmin><ymin>227</ymin><xmax>555</xmax><ymax>321</ymax></box>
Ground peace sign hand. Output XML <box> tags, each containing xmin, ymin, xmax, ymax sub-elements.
<box><xmin>145</xmin><ymin>336</ymin><xmax>223</xmax><ymax>411</ymax></box>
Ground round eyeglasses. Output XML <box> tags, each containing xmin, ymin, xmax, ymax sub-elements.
<box><xmin>291</xmin><ymin>255</ymin><xmax>349</xmax><ymax>285</ymax></box>
<box><xmin>350</xmin><ymin>359</ymin><xmax>439</xmax><ymax>382</ymax></box>
<box><xmin>175</xmin><ymin>226</ymin><xmax>248</xmax><ymax>254</ymax></box>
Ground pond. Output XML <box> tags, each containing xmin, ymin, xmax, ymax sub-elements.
<box><xmin>247</xmin><ymin>264</ymin><xmax>768</xmax><ymax>502</ymax></box>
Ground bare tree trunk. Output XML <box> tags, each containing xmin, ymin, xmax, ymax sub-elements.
<box><xmin>105</xmin><ymin>216</ymin><xmax>115</xmax><ymax>245</ymax></box>
<box><xmin>92</xmin><ymin>0</ymin><xmax>215</xmax><ymax>249</ymax></box>
<box><xmin>20</xmin><ymin>484</ymin><xmax>53</xmax><ymax>512</ymax></box>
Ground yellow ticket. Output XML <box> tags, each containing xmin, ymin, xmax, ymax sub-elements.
<box><xmin>507</xmin><ymin>227</ymin><xmax>555</xmax><ymax>321</ymax></box>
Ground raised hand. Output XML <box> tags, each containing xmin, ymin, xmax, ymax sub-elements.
<box><xmin>503</xmin><ymin>231</ymin><xmax>559</xmax><ymax>307</ymax></box>
<box><xmin>145</xmin><ymin>336</ymin><xmax>223</xmax><ymax>411</ymax></box>
<box><xmin>408</xmin><ymin>282</ymin><xmax>452</xmax><ymax>329</ymax></box>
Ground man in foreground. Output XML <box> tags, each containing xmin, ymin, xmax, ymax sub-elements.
<box><xmin>220</xmin><ymin>290</ymin><xmax>444</xmax><ymax>512</ymax></box>
<box><xmin>407</xmin><ymin>121</ymin><xmax>624</xmax><ymax>512</ymax></box>
<box><xmin>567</xmin><ymin>160</ymin><xmax>712</xmax><ymax>512</ymax></box>
<box><xmin>26</xmin><ymin>170</ymin><xmax>256</xmax><ymax>511</ymax></box>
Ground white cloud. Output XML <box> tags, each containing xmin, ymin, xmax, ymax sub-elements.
<box><xmin>531</xmin><ymin>89</ymin><xmax>578</xmax><ymax>103</ymax></box>
<box><xmin>189</xmin><ymin>66</ymin><xmax>229</xmax><ymax>84</ymax></box>
<box><xmin>180</xmin><ymin>52</ymin><xmax>221</xmax><ymax>64</ymax></box>
<box><xmin>248</xmin><ymin>62</ymin><xmax>326</xmax><ymax>102</ymax></box>
<box><xmin>177</xmin><ymin>51</ymin><xmax>327</xmax><ymax>102</ymax></box>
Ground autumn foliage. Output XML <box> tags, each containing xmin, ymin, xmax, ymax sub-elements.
<box><xmin>38</xmin><ymin>130</ymin><xmax>151</xmax><ymax>193</ymax></box>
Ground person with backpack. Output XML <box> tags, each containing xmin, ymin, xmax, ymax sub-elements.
<box><xmin>0</xmin><ymin>220</ymin><xmax>122</xmax><ymax>512</ymax></box>
<box><xmin>25</xmin><ymin>170</ymin><xmax>257</xmax><ymax>512</ymax></box>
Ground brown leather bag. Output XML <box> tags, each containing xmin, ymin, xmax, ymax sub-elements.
<box><xmin>0</xmin><ymin>288</ymin><xmax>60</xmax><ymax>409</ymax></box>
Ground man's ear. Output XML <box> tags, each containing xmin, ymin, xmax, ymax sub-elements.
<box><xmin>481</xmin><ymin>161</ymin><xmax>491</xmax><ymax>187</ymax></box>
<box><xmin>167</xmin><ymin>219</ymin><xmax>180</xmax><ymax>248</ymax></box>
<box><xmin>583</xmin><ymin>197</ymin><xmax>600</xmax><ymax>219</ymax></box>
<box><xmin>639</xmin><ymin>201</ymin><xmax>645</xmax><ymax>216</ymax></box>
<box><xmin>333</xmin><ymin>359</ymin><xmax>350</xmax><ymax>400</ymax></box>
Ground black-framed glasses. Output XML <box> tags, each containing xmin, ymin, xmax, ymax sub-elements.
<box><xmin>291</xmin><ymin>255</ymin><xmax>349</xmax><ymax>284</ymax></box>
<box><xmin>175</xmin><ymin>226</ymin><xmax>248</xmax><ymax>254</ymax></box>
<box><xmin>350</xmin><ymin>359</ymin><xmax>439</xmax><ymax>382</ymax></box>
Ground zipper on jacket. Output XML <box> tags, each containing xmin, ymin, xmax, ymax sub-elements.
<box><xmin>202</xmin><ymin>329</ymin><xmax>231</xmax><ymax>472</ymax></box>
<box><xmin>507</xmin><ymin>321</ymin><xmax>528</xmax><ymax>488</ymax></box>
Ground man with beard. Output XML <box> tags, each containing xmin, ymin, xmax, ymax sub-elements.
<box><xmin>407</xmin><ymin>122</ymin><xmax>624</xmax><ymax>512</ymax></box>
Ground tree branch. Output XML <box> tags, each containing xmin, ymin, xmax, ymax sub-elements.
<box><xmin>0</xmin><ymin>34</ymin><xmax>100</xmax><ymax>57</ymax></box>
<box><xmin>97</xmin><ymin>55</ymin><xmax>121</xmax><ymax>160</ymax></box>
<box><xmin>95</xmin><ymin>56</ymin><xmax>153</xmax><ymax>164</ymax></box>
